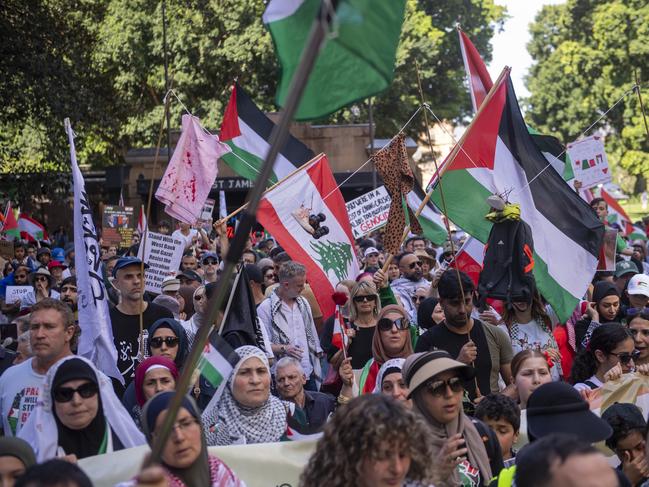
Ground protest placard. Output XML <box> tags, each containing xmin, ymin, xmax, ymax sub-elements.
<box><xmin>566</xmin><ymin>135</ymin><xmax>612</xmax><ymax>190</ymax></box>
<box><xmin>200</xmin><ymin>198</ymin><xmax>216</xmax><ymax>222</ymax></box>
<box><xmin>102</xmin><ymin>206</ymin><xmax>135</xmax><ymax>248</ymax></box>
<box><xmin>137</xmin><ymin>231</ymin><xmax>184</xmax><ymax>293</ymax></box>
<box><xmin>345</xmin><ymin>186</ymin><xmax>391</xmax><ymax>238</ymax></box>
<box><xmin>0</xmin><ymin>240</ymin><xmax>14</xmax><ymax>260</ymax></box>
<box><xmin>5</xmin><ymin>285</ymin><xmax>31</xmax><ymax>304</ymax></box>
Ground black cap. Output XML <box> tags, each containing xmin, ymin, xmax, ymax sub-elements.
<box><xmin>176</xmin><ymin>269</ymin><xmax>202</xmax><ymax>283</ymax></box>
<box><xmin>526</xmin><ymin>382</ymin><xmax>612</xmax><ymax>443</ymax></box>
<box><xmin>112</xmin><ymin>256</ymin><xmax>148</xmax><ymax>278</ymax></box>
<box><xmin>245</xmin><ymin>264</ymin><xmax>263</xmax><ymax>284</ymax></box>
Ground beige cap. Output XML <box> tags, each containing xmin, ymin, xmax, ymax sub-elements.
<box><xmin>161</xmin><ymin>277</ymin><xmax>181</xmax><ymax>293</ymax></box>
<box><xmin>402</xmin><ymin>350</ymin><xmax>474</xmax><ymax>398</ymax></box>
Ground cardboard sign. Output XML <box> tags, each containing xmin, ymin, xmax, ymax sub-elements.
<box><xmin>102</xmin><ymin>206</ymin><xmax>135</xmax><ymax>248</ymax></box>
<box><xmin>137</xmin><ymin>231</ymin><xmax>184</xmax><ymax>293</ymax></box>
<box><xmin>0</xmin><ymin>240</ymin><xmax>14</xmax><ymax>260</ymax></box>
<box><xmin>345</xmin><ymin>186</ymin><xmax>391</xmax><ymax>238</ymax></box>
<box><xmin>200</xmin><ymin>198</ymin><xmax>216</xmax><ymax>222</ymax></box>
<box><xmin>566</xmin><ymin>136</ymin><xmax>612</xmax><ymax>190</ymax></box>
<box><xmin>5</xmin><ymin>285</ymin><xmax>31</xmax><ymax>304</ymax></box>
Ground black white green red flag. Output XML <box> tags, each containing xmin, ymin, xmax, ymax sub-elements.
<box><xmin>430</xmin><ymin>72</ymin><xmax>604</xmax><ymax>321</ymax></box>
<box><xmin>601</xmin><ymin>188</ymin><xmax>633</xmax><ymax>236</ymax></box>
<box><xmin>256</xmin><ymin>154</ymin><xmax>360</xmax><ymax>317</ymax></box>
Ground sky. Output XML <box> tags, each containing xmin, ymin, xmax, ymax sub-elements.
<box><xmin>487</xmin><ymin>0</ymin><xmax>566</xmax><ymax>99</ymax></box>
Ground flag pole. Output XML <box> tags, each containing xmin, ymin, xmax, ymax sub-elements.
<box><xmin>635</xmin><ymin>70</ymin><xmax>649</xmax><ymax>142</ymax></box>
<box><xmin>147</xmin><ymin>1</ymin><xmax>334</xmax><ymax>466</ymax></box>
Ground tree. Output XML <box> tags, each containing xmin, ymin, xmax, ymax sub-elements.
<box><xmin>526</xmin><ymin>0</ymin><xmax>649</xmax><ymax>192</ymax></box>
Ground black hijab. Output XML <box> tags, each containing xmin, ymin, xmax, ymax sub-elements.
<box><xmin>52</xmin><ymin>358</ymin><xmax>106</xmax><ymax>460</ymax></box>
<box><xmin>147</xmin><ymin>318</ymin><xmax>189</xmax><ymax>369</ymax></box>
<box><xmin>417</xmin><ymin>297</ymin><xmax>439</xmax><ymax>330</ymax></box>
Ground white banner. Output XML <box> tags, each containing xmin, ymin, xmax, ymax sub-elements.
<box><xmin>66</xmin><ymin>118</ymin><xmax>122</xmax><ymax>383</ymax></box>
<box><xmin>345</xmin><ymin>185</ymin><xmax>391</xmax><ymax>238</ymax></box>
<box><xmin>566</xmin><ymin>135</ymin><xmax>612</xmax><ymax>190</ymax></box>
<box><xmin>137</xmin><ymin>231</ymin><xmax>184</xmax><ymax>293</ymax></box>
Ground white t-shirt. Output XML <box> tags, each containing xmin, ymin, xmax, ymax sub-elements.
<box><xmin>507</xmin><ymin>319</ymin><xmax>562</xmax><ymax>380</ymax></box>
<box><xmin>573</xmin><ymin>375</ymin><xmax>603</xmax><ymax>392</ymax></box>
<box><xmin>171</xmin><ymin>228</ymin><xmax>199</xmax><ymax>249</ymax></box>
<box><xmin>0</xmin><ymin>358</ymin><xmax>45</xmax><ymax>436</ymax></box>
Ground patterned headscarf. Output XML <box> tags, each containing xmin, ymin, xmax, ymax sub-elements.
<box><xmin>372</xmin><ymin>358</ymin><xmax>406</xmax><ymax>394</ymax></box>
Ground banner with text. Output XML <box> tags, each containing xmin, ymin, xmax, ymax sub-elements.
<box><xmin>566</xmin><ymin>136</ymin><xmax>612</xmax><ymax>190</ymax></box>
<box><xmin>345</xmin><ymin>186</ymin><xmax>391</xmax><ymax>238</ymax></box>
<box><xmin>137</xmin><ymin>231</ymin><xmax>184</xmax><ymax>293</ymax></box>
<box><xmin>102</xmin><ymin>206</ymin><xmax>135</xmax><ymax>248</ymax></box>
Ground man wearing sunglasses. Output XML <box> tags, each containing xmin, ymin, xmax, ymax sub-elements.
<box><xmin>0</xmin><ymin>299</ymin><xmax>74</xmax><ymax>436</ymax></box>
<box><xmin>200</xmin><ymin>252</ymin><xmax>220</xmax><ymax>284</ymax></box>
<box><xmin>390</xmin><ymin>252</ymin><xmax>429</xmax><ymax>321</ymax></box>
<box><xmin>109</xmin><ymin>257</ymin><xmax>173</xmax><ymax>393</ymax></box>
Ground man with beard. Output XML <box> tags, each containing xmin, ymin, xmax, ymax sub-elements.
<box><xmin>390</xmin><ymin>252</ymin><xmax>429</xmax><ymax>321</ymax></box>
<box><xmin>414</xmin><ymin>270</ymin><xmax>513</xmax><ymax>401</ymax></box>
<box><xmin>59</xmin><ymin>276</ymin><xmax>78</xmax><ymax>322</ymax></box>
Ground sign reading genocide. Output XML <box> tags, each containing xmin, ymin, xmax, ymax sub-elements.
<box><xmin>137</xmin><ymin>231</ymin><xmax>184</xmax><ymax>293</ymax></box>
<box><xmin>102</xmin><ymin>206</ymin><xmax>135</xmax><ymax>248</ymax></box>
<box><xmin>345</xmin><ymin>186</ymin><xmax>391</xmax><ymax>238</ymax></box>
<box><xmin>566</xmin><ymin>135</ymin><xmax>612</xmax><ymax>190</ymax></box>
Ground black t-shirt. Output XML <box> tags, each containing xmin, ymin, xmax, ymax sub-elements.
<box><xmin>348</xmin><ymin>325</ymin><xmax>375</xmax><ymax>369</ymax></box>
<box><xmin>415</xmin><ymin>320</ymin><xmax>492</xmax><ymax>400</ymax></box>
<box><xmin>110</xmin><ymin>302</ymin><xmax>173</xmax><ymax>392</ymax></box>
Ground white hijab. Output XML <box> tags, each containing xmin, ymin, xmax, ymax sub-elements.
<box><xmin>372</xmin><ymin>358</ymin><xmax>406</xmax><ymax>393</ymax></box>
<box><xmin>18</xmin><ymin>356</ymin><xmax>146</xmax><ymax>461</ymax></box>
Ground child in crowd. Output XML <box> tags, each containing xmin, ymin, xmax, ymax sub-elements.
<box><xmin>474</xmin><ymin>393</ymin><xmax>521</xmax><ymax>468</ymax></box>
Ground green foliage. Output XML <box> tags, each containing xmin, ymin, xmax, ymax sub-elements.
<box><xmin>526</xmin><ymin>0</ymin><xmax>649</xmax><ymax>184</ymax></box>
<box><xmin>1</xmin><ymin>0</ymin><xmax>505</xmax><ymax>172</ymax></box>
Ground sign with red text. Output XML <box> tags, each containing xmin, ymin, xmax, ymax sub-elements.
<box><xmin>566</xmin><ymin>136</ymin><xmax>611</xmax><ymax>190</ymax></box>
<box><xmin>345</xmin><ymin>185</ymin><xmax>391</xmax><ymax>238</ymax></box>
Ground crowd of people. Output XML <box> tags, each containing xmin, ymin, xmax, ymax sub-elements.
<box><xmin>0</xmin><ymin>199</ymin><xmax>647</xmax><ymax>486</ymax></box>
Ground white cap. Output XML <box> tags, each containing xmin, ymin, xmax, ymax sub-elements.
<box><xmin>364</xmin><ymin>247</ymin><xmax>380</xmax><ymax>257</ymax></box>
<box><xmin>628</xmin><ymin>273</ymin><xmax>649</xmax><ymax>298</ymax></box>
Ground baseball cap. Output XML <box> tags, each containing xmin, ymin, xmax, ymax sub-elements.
<box><xmin>526</xmin><ymin>381</ymin><xmax>612</xmax><ymax>443</ymax></box>
<box><xmin>364</xmin><ymin>247</ymin><xmax>379</xmax><ymax>257</ymax></box>
<box><xmin>176</xmin><ymin>270</ymin><xmax>202</xmax><ymax>283</ymax></box>
<box><xmin>112</xmin><ymin>257</ymin><xmax>149</xmax><ymax>278</ymax></box>
<box><xmin>614</xmin><ymin>260</ymin><xmax>639</xmax><ymax>278</ymax></box>
<box><xmin>628</xmin><ymin>273</ymin><xmax>649</xmax><ymax>297</ymax></box>
<box><xmin>200</xmin><ymin>252</ymin><xmax>219</xmax><ymax>264</ymax></box>
<box><xmin>47</xmin><ymin>260</ymin><xmax>67</xmax><ymax>271</ymax></box>
<box><xmin>161</xmin><ymin>277</ymin><xmax>181</xmax><ymax>293</ymax></box>
<box><xmin>402</xmin><ymin>350</ymin><xmax>475</xmax><ymax>399</ymax></box>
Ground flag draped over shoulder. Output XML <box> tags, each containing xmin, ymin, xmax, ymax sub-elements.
<box><xmin>264</xmin><ymin>0</ymin><xmax>407</xmax><ymax>120</ymax></box>
<box><xmin>219</xmin><ymin>84</ymin><xmax>314</xmax><ymax>185</ymax></box>
<box><xmin>256</xmin><ymin>154</ymin><xmax>360</xmax><ymax>318</ymax></box>
<box><xmin>65</xmin><ymin>119</ymin><xmax>122</xmax><ymax>383</ymax></box>
<box><xmin>430</xmin><ymin>73</ymin><xmax>604</xmax><ymax>322</ymax></box>
<box><xmin>156</xmin><ymin>114</ymin><xmax>230</xmax><ymax>224</ymax></box>
<box><xmin>373</xmin><ymin>134</ymin><xmax>422</xmax><ymax>255</ymax></box>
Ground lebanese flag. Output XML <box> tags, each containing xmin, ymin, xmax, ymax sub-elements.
<box><xmin>451</xmin><ymin>237</ymin><xmax>485</xmax><ymax>286</ymax></box>
<box><xmin>18</xmin><ymin>214</ymin><xmax>47</xmax><ymax>242</ymax></box>
<box><xmin>256</xmin><ymin>154</ymin><xmax>361</xmax><ymax>317</ymax></box>
<box><xmin>601</xmin><ymin>188</ymin><xmax>633</xmax><ymax>236</ymax></box>
<box><xmin>331</xmin><ymin>309</ymin><xmax>348</xmax><ymax>351</ymax></box>
<box><xmin>458</xmin><ymin>28</ymin><xmax>493</xmax><ymax>112</ymax></box>
<box><xmin>429</xmin><ymin>70</ymin><xmax>603</xmax><ymax>322</ymax></box>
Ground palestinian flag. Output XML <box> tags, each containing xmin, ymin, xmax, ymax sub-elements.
<box><xmin>264</xmin><ymin>0</ymin><xmax>406</xmax><ymax>120</ymax></box>
<box><xmin>451</xmin><ymin>237</ymin><xmax>485</xmax><ymax>286</ymax></box>
<box><xmin>197</xmin><ymin>331</ymin><xmax>239</xmax><ymax>414</ymax></box>
<box><xmin>630</xmin><ymin>225</ymin><xmax>647</xmax><ymax>241</ymax></box>
<box><xmin>2</xmin><ymin>202</ymin><xmax>20</xmax><ymax>240</ymax></box>
<box><xmin>18</xmin><ymin>214</ymin><xmax>47</xmax><ymax>242</ymax></box>
<box><xmin>219</xmin><ymin>83</ymin><xmax>314</xmax><ymax>185</ymax></box>
<box><xmin>406</xmin><ymin>185</ymin><xmax>448</xmax><ymax>246</ymax></box>
<box><xmin>430</xmin><ymin>71</ymin><xmax>604</xmax><ymax>322</ymax></box>
<box><xmin>285</xmin><ymin>412</ymin><xmax>324</xmax><ymax>441</ymax></box>
<box><xmin>526</xmin><ymin>126</ymin><xmax>574</xmax><ymax>182</ymax></box>
<box><xmin>601</xmin><ymin>188</ymin><xmax>634</xmax><ymax>237</ymax></box>
<box><xmin>256</xmin><ymin>154</ymin><xmax>360</xmax><ymax>318</ymax></box>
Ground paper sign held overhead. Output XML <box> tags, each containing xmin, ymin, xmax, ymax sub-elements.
<box><xmin>566</xmin><ymin>136</ymin><xmax>612</xmax><ymax>190</ymax></box>
<box><xmin>137</xmin><ymin>231</ymin><xmax>184</xmax><ymax>293</ymax></box>
<box><xmin>345</xmin><ymin>186</ymin><xmax>391</xmax><ymax>238</ymax></box>
<box><xmin>102</xmin><ymin>206</ymin><xmax>135</xmax><ymax>248</ymax></box>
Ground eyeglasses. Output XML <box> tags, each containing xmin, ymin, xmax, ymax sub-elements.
<box><xmin>377</xmin><ymin>317</ymin><xmax>409</xmax><ymax>332</ymax></box>
<box><xmin>53</xmin><ymin>382</ymin><xmax>99</xmax><ymax>403</ymax></box>
<box><xmin>425</xmin><ymin>377</ymin><xmax>463</xmax><ymax>396</ymax></box>
<box><xmin>608</xmin><ymin>350</ymin><xmax>640</xmax><ymax>365</ymax></box>
<box><xmin>412</xmin><ymin>295</ymin><xmax>426</xmax><ymax>303</ymax></box>
<box><xmin>353</xmin><ymin>294</ymin><xmax>377</xmax><ymax>303</ymax></box>
<box><xmin>408</xmin><ymin>261</ymin><xmax>422</xmax><ymax>269</ymax></box>
<box><xmin>203</xmin><ymin>259</ymin><xmax>218</xmax><ymax>265</ymax></box>
<box><xmin>149</xmin><ymin>336</ymin><xmax>179</xmax><ymax>349</ymax></box>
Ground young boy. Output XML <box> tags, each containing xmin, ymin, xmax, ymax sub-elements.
<box><xmin>474</xmin><ymin>393</ymin><xmax>520</xmax><ymax>467</ymax></box>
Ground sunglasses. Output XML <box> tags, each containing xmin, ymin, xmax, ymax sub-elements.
<box><xmin>150</xmin><ymin>336</ymin><xmax>179</xmax><ymax>349</ymax></box>
<box><xmin>194</xmin><ymin>294</ymin><xmax>205</xmax><ymax>301</ymax></box>
<box><xmin>265</xmin><ymin>273</ymin><xmax>277</xmax><ymax>280</ymax></box>
<box><xmin>608</xmin><ymin>350</ymin><xmax>640</xmax><ymax>365</ymax></box>
<box><xmin>53</xmin><ymin>382</ymin><xmax>99</xmax><ymax>403</ymax></box>
<box><xmin>35</xmin><ymin>276</ymin><xmax>48</xmax><ymax>282</ymax></box>
<box><xmin>377</xmin><ymin>317</ymin><xmax>409</xmax><ymax>332</ymax></box>
<box><xmin>353</xmin><ymin>294</ymin><xmax>376</xmax><ymax>303</ymax></box>
<box><xmin>411</xmin><ymin>295</ymin><xmax>426</xmax><ymax>303</ymax></box>
<box><xmin>408</xmin><ymin>261</ymin><xmax>422</xmax><ymax>269</ymax></box>
<box><xmin>425</xmin><ymin>377</ymin><xmax>463</xmax><ymax>396</ymax></box>
<box><xmin>203</xmin><ymin>259</ymin><xmax>218</xmax><ymax>265</ymax></box>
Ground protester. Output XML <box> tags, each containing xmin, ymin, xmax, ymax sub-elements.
<box><xmin>0</xmin><ymin>299</ymin><xmax>75</xmax><ymax>436</ymax></box>
<box><xmin>201</xmin><ymin>252</ymin><xmax>220</xmax><ymax>284</ymax></box>
<box><xmin>358</xmin><ymin>305</ymin><xmax>414</xmax><ymax>393</ymax></box>
<box><xmin>245</xmin><ymin>263</ymin><xmax>265</xmax><ymax>306</ymax></box>
<box><xmin>13</xmin><ymin>332</ymin><xmax>32</xmax><ymax>365</ymax></box>
<box><xmin>59</xmin><ymin>276</ymin><xmax>78</xmax><ymax>315</ymax></box>
<box><xmin>629</xmin><ymin>310</ymin><xmax>649</xmax><ymax>366</ymax></box>
<box><xmin>180</xmin><ymin>253</ymin><xmax>198</xmax><ymax>272</ymax></box>
<box><xmin>178</xmin><ymin>284</ymin><xmax>196</xmax><ymax>320</ymax></box>
<box><xmin>20</xmin><ymin>267</ymin><xmax>59</xmax><ymax>310</ymax></box>
<box><xmin>152</xmin><ymin>294</ymin><xmax>182</xmax><ymax>320</ymax></box>
<box><xmin>299</xmin><ymin>394</ymin><xmax>435</xmax><ymax>487</ymax></box>
<box><xmin>416</xmin><ymin>270</ymin><xmax>513</xmax><ymax>401</ymax></box>
<box><xmin>0</xmin><ymin>264</ymin><xmax>30</xmax><ymax>320</ymax></box>
<box><xmin>0</xmin><ymin>437</ymin><xmax>36</xmax><ymax>487</ymax></box>
<box><xmin>627</xmin><ymin>274</ymin><xmax>649</xmax><ymax>310</ymax></box>
<box><xmin>415</xmin><ymin>296</ymin><xmax>444</xmax><ymax>334</ymax></box>
<box><xmin>15</xmin><ymin>459</ymin><xmax>93</xmax><ymax>487</ymax></box>
<box><xmin>129</xmin><ymin>392</ymin><xmax>245</xmax><ymax>487</ymax></box>
<box><xmin>180</xmin><ymin>285</ymin><xmax>206</xmax><ymax>343</ymax></box>
<box><xmin>403</xmin><ymin>350</ymin><xmax>494</xmax><ymax>486</ymax></box>
<box><xmin>475</xmin><ymin>393</ymin><xmax>521</xmax><ymax>468</ymax></box>
<box><xmin>18</xmin><ymin>356</ymin><xmax>145</xmax><ymax>461</ymax></box>
<box><xmin>615</xmin><ymin>260</ymin><xmax>640</xmax><ymax>297</ymax></box>
<box><xmin>509</xmin><ymin>349</ymin><xmax>552</xmax><ymax>409</ymax></box>
<box><xmin>126</xmin><ymin>356</ymin><xmax>179</xmax><ymax>427</ymax></box>
<box><xmin>47</xmin><ymin>260</ymin><xmax>66</xmax><ymax>288</ymax></box>
<box><xmin>362</xmin><ymin>246</ymin><xmax>380</xmax><ymax>271</ymax></box>
<box><xmin>575</xmin><ymin>280</ymin><xmax>621</xmax><ymax>350</ymax></box>
<box><xmin>390</xmin><ymin>252</ymin><xmax>429</xmax><ymax>320</ymax></box>
<box><xmin>339</xmin><ymin>280</ymin><xmax>381</xmax><ymax>369</ymax></box>
<box><xmin>203</xmin><ymin>346</ymin><xmax>294</xmax><ymax>446</ymax></box>
<box><xmin>176</xmin><ymin>270</ymin><xmax>203</xmax><ymax>289</ymax></box>
<box><xmin>372</xmin><ymin>357</ymin><xmax>410</xmax><ymax>407</ymax></box>
<box><xmin>261</xmin><ymin>265</ymin><xmax>277</xmax><ymax>292</ymax></box>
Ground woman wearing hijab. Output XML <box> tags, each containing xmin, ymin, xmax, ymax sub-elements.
<box><xmin>181</xmin><ymin>285</ymin><xmax>207</xmax><ymax>346</ymax></box>
<box><xmin>575</xmin><ymin>280</ymin><xmax>621</xmax><ymax>350</ymax></box>
<box><xmin>403</xmin><ymin>350</ymin><xmax>494</xmax><ymax>486</ymax></box>
<box><xmin>18</xmin><ymin>356</ymin><xmax>145</xmax><ymax>461</ymax></box>
<box><xmin>203</xmin><ymin>346</ymin><xmax>293</xmax><ymax>446</ymax></box>
<box><xmin>125</xmin><ymin>392</ymin><xmax>244</xmax><ymax>487</ymax></box>
<box><xmin>358</xmin><ymin>305</ymin><xmax>414</xmax><ymax>394</ymax></box>
<box><xmin>416</xmin><ymin>297</ymin><xmax>444</xmax><ymax>333</ymax></box>
<box><xmin>0</xmin><ymin>437</ymin><xmax>35</xmax><ymax>487</ymax></box>
<box><xmin>372</xmin><ymin>358</ymin><xmax>411</xmax><ymax>408</ymax></box>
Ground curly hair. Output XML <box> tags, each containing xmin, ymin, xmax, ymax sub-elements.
<box><xmin>299</xmin><ymin>395</ymin><xmax>435</xmax><ymax>487</ymax></box>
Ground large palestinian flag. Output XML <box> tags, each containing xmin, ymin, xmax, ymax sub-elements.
<box><xmin>406</xmin><ymin>184</ymin><xmax>448</xmax><ymax>245</ymax></box>
<box><xmin>256</xmin><ymin>154</ymin><xmax>360</xmax><ymax>317</ymax></box>
<box><xmin>430</xmin><ymin>71</ymin><xmax>604</xmax><ymax>321</ymax></box>
<box><xmin>219</xmin><ymin>83</ymin><xmax>315</xmax><ymax>185</ymax></box>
